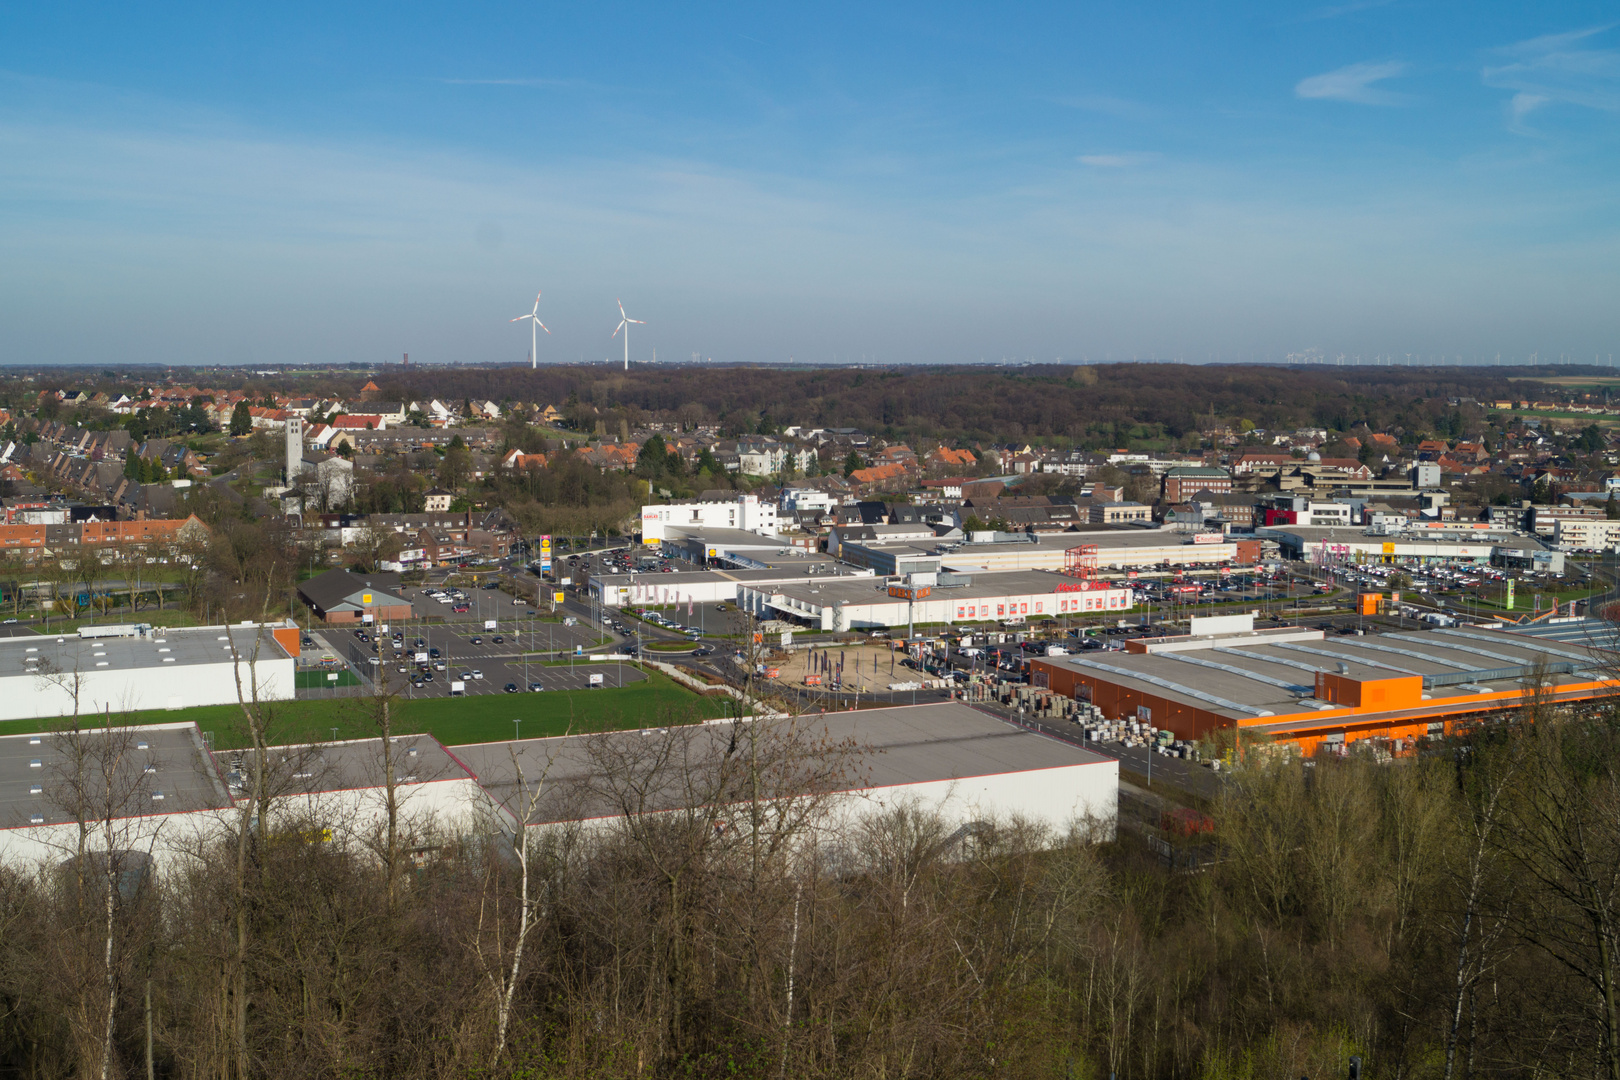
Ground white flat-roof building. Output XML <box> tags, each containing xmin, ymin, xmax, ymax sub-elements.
<box><xmin>640</xmin><ymin>493</ymin><xmax>777</xmax><ymax>543</ymax></box>
<box><xmin>591</xmin><ymin>564</ymin><xmax>875</xmax><ymax>608</ymax></box>
<box><xmin>0</xmin><ymin>705</ymin><xmax>1120</xmax><ymax>867</ymax></box>
<box><xmin>458</xmin><ymin>702</ymin><xmax>1119</xmax><ymax>841</ymax></box>
<box><xmin>2</xmin><ymin>624</ymin><xmax>296</xmax><ymax>723</ymax></box>
<box><xmin>739</xmin><ymin>569</ymin><xmax>1134</xmax><ymax>630</ymax></box>
<box><xmin>841</xmin><ymin>529</ymin><xmax>1252</xmax><ymax>577</ymax></box>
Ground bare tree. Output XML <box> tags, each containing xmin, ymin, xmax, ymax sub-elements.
<box><xmin>472</xmin><ymin>744</ymin><xmax>563</xmax><ymax>1065</ymax></box>
<box><xmin>41</xmin><ymin>714</ymin><xmax>162</xmax><ymax>1080</ymax></box>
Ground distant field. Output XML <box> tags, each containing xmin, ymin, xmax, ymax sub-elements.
<box><xmin>1506</xmin><ymin>375</ymin><xmax>1620</xmax><ymax>388</ymax></box>
<box><xmin>0</xmin><ymin>668</ymin><xmax>732</xmax><ymax>750</ymax></box>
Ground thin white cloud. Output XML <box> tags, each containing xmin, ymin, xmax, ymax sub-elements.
<box><xmin>1295</xmin><ymin>61</ymin><xmax>1410</xmax><ymax>105</ymax></box>
<box><xmin>1052</xmin><ymin>94</ymin><xmax>1154</xmax><ymax>120</ymax></box>
<box><xmin>1483</xmin><ymin>25</ymin><xmax>1620</xmax><ymax>130</ymax></box>
<box><xmin>1077</xmin><ymin>153</ymin><xmax>1159</xmax><ymax>168</ymax></box>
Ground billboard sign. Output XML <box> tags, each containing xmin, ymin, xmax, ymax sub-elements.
<box><xmin>588</xmin><ymin>673</ymin><xmax>605</xmax><ymax>686</ymax></box>
<box><xmin>539</xmin><ymin>534</ymin><xmax>553</xmax><ymax>573</ymax></box>
<box><xmin>887</xmin><ymin>585</ymin><xmax>931</xmax><ymax>600</ymax></box>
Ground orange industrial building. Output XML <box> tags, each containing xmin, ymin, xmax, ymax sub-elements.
<box><xmin>1029</xmin><ymin>614</ymin><xmax>1620</xmax><ymax>755</ymax></box>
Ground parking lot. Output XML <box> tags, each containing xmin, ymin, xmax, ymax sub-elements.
<box><xmin>300</xmin><ymin>581</ymin><xmax>646</xmax><ymax>698</ymax></box>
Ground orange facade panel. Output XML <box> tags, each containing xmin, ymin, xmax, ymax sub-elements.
<box><xmin>1312</xmin><ymin>671</ymin><xmax>1422</xmax><ymax>709</ymax></box>
<box><xmin>271</xmin><ymin>627</ymin><xmax>301</xmax><ymax>658</ymax></box>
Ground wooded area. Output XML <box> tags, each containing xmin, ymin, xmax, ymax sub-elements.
<box><xmin>360</xmin><ymin>364</ymin><xmax>1534</xmax><ymax>447</ymax></box>
<box><xmin>5</xmin><ymin>676</ymin><xmax>1620</xmax><ymax>1079</ymax></box>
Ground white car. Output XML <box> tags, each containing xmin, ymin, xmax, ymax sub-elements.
<box><xmin>470</xmin><ymin>669</ymin><xmax>484</xmax><ymax>680</ymax></box>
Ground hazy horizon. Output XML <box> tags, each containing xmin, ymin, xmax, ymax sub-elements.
<box><xmin>4</xmin><ymin>2</ymin><xmax>1618</xmax><ymax>368</ymax></box>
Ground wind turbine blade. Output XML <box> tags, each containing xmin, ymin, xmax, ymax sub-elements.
<box><xmin>628</xmin><ymin>318</ymin><xmax>646</xmax><ymax>325</ymax></box>
<box><xmin>618</xmin><ymin>298</ymin><xmax>627</xmax><ymax>319</ymax></box>
<box><xmin>612</xmin><ymin>320</ymin><xmax>625</xmax><ymax>337</ymax></box>
<box><xmin>537</xmin><ymin>321</ymin><xmax>550</xmax><ymax>333</ymax></box>
<box><xmin>510</xmin><ymin>315</ymin><xmax>529</xmax><ymax>322</ymax></box>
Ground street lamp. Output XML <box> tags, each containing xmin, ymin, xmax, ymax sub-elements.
<box><xmin>514</xmin><ymin>718</ymin><xmax>521</xmax><ymax>742</ymax></box>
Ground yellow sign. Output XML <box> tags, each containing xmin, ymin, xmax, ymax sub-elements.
<box><xmin>361</xmin><ymin>593</ymin><xmax>373</xmax><ymax>604</ymax></box>
<box><xmin>554</xmin><ymin>592</ymin><xmax>565</xmax><ymax>603</ymax></box>
<box><xmin>1382</xmin><ymin>543</ymin><xmax>1395</xmax><ymax>555</ymax></box>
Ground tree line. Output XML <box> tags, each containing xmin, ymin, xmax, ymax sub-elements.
<box><xmin>349</xmin><ymin>364</ymin><xmax>1540</xmax><ymax>449</ymax></box>
<box><xmin>4</xmin><ymin>669</ymin><xmax>1620</xmax><ymax>1077</ymax></box>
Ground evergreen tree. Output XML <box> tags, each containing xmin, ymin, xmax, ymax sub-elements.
<box><xmin>636</xmin><ymin>434</ymin><xmax>669</xmax><ymax>478</ymax></box>
<box><xmin>123</xmin><ymin>447</ymin><xmax>139</xmax><ymax>480</ymax></box>
<box><xmin>843</xmin><ymin>450</ymin><xmax>862</xmax><ymax>477</ymax></box>
<box><xmin>229</xmin><ymin>401</ymin><xmax>253</xmax><ymax>437</ymax></box>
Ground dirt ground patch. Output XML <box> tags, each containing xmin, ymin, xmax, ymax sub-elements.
<box><xmin>764</xmin><ymin>640</ymin><xmax>915</xmax><ymax>691</ymax></box>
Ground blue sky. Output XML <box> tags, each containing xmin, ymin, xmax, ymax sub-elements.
<box><xmin>2</xmin><ymin>1</ymin><xmax>1618</xmax><ymax>367</ymax></box>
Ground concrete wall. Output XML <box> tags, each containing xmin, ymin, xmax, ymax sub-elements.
<box><xmin>0</xmin><ymin>779</ymin><xmax>494</xmax><ymax>869</ymax></box>
<box><xmin>831</xmin><ymin>760</ymin><xmax>1119</xmax><ymax>842</ymax></box>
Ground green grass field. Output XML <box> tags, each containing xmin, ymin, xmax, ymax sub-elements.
<box><xmin>295</xmin><ymin>669</ymin><xmax>361</xmax><ymax>689</ymax></box>
<box><xmin>0</xmin><ymin>668</ymin><xmax>732</xmax><ymax>750</ymax></box>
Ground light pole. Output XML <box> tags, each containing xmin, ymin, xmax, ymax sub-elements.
<box><xmin>514</xmin><ymin>718</ymin><xmax>521</xmax><ymax>742</ymax></box>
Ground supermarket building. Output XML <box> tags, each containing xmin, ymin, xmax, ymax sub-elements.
<box><xmin>738</xmin><ymin>570</ymin><xmax>1133</xmax><ymax>631</ymax></box>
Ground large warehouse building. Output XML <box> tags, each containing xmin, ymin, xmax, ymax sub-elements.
<box><xmin>0</xmin><ymin>704</ymin><xmax>1118</xmax><ymax>864</ymax></box>
<box><xmin>591</xmin><ymin>563</ymin><xmax>874</xmax><ymax>608</ymax></box>
<box><xmin>1029</xmin><ymin>614</ymin><xmax>1620</xmax><ymax>755</ymax></box>
<box><xmin>738</xmin><ymin>570</ymin><xmax>1133</xmax><ymax>630</ymax></box>
<box><xmin>1265</xmin><ymin>524</ymin><xmax>1564</xmax><ymax>573</ymax></box>
<box><xmin>839</xmin><ymin>529</ymin><xmax>1262</xmax><ymax>577</ymax></box>
<box><xmin>457</xmin><ymin>702</ymin><xmax>1120</xmax><ymax>839</ymax></box>
<box><xmin>3</xmin><ymin>623</ymin><xmax>297</xmax><ymax>722</ymax></box>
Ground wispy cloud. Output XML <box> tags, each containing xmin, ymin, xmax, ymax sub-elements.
<box><xmin>1295</xmin><ymin>60</ymin><xmax>1410</xmax><ymax>105</ymax></box>
<box><xmin>1053</xmin><ymin>94</ymin><xmax>1154</xmax><ymax>120</ymax></box>
<box><xmin>1077</xmin><ymin>152</ymin><xmax>1159</xmax><ymax>168</ymax></box>
<box><xmin>1483</xmin><ymin>25</ymin><xmax>1620</xmax><ymax>130</ymax></box>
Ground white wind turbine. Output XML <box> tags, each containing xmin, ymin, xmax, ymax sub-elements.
<box><xmin>510</xmin><ymin>291</ymin><xmax>549</xmax><ymax>368</ymax></box>
<box><xmin>612</xmin><ymin>298</ymin><xmax>645</xmax><ymax>371</ymax></box>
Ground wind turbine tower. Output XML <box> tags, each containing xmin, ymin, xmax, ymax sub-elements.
<box><xmin>510</xmin><ymin>291</ymin><xmax>549</xmax><ymax>369</ymax></box>
<box><xmin>613</xmin><ymin>299</ymin><xmax>646</xmax><ymax>371</ymax></box>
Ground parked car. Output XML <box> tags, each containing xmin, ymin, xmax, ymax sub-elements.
<box><xmin>528</xmin><ymin>682</ymin><xmax>545</xmax><ymax>692</ymax></box>
<box><xmin>504</xmin><ymin>683</ymin><xmax>519</xmax><ymax>693</ymax></box>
